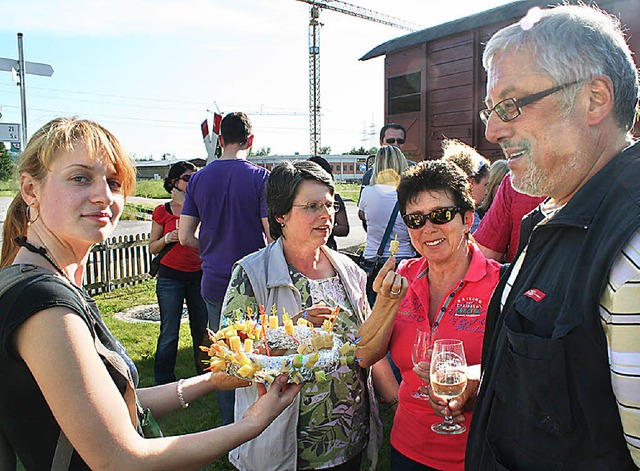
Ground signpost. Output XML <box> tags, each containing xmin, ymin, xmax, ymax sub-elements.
<box><xmin>0</xmin><ymin>33</ymin><xmax>54</xmax><ymax>150</ymax></box>
<box><xmin>0</xmin><ymin>123</ymin><xmax>20</xmax><ymax>142</ymax></box>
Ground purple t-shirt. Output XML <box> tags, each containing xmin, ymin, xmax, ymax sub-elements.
<box><xmin>182</xmin><ymin>159</ymin><xmax>269</xmax><ymax>300</ymax></box>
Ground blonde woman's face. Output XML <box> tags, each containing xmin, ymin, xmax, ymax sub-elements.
<box><xmin>35</xmin><ymin>142</ymin><xmax>124</xmax><ymax>250</ymax></box>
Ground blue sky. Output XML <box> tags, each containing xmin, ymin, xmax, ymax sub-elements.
<box><xmin>0</xmin><ymin>0</ymin><xmax>513</xmax><ymax>160</ymax></box>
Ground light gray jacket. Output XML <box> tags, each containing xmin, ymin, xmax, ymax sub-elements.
<box><xmin>227</xmin><ymin>238</ymin><xmax>382</xmax><ymax>471</ymax></box>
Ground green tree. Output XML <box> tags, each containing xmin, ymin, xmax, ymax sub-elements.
<box><xmin>254</xmin><ymin>147</ymin><xmax>271</xmax><ymax>156</ymax></box>
<box><xmin>0</xmin><ymin>142</ymin><xmax>14</xmax><ymax>181</ymax></box>
<box><xmin>344</xmin><ymin>146</ymin><xmax>366</xmax><ymax>155</ymax></box>
<box><xmin>319</xmin><ymin>146</ymin><xmax>331</xmax><ymax>155</ymax></box>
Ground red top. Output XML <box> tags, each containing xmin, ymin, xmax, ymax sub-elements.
<box><xmin>152</xmin><ymin>203</ymin><xmax>202</xmax><ymax>273</ymax></box>
<box><xmin>474</xmin><ymin>174</ymin><xmax>545</xmax><ymax>262</ymax></box>
<box><xmin>389</xmin><ymin>243</ymin><xmax>500</xmax><ymax>470</ymax></box>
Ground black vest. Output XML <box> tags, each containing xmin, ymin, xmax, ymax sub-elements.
<box><xmin>466</xmin><ymin>142</ymin><xmax>640</xmax><ymax>470</ymax></box>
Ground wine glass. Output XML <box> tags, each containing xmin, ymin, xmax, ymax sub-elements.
<box><xmin>411</xmin><ymin>327</ymin><xmax>432</xmax><ymax>400</ymax></box>
<box><xmin>429</xmin><ymin>339</ymin><xmax>468</xmax><ymax>434</ymax></box>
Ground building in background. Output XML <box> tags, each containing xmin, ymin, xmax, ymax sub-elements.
<box><xmin>135</xmin><ymin>158</ymin><xmax>207</xmax><ymax>180</ymax></box>
<box><xmin>361</xmin><ymin>0</ymin><xmax>640</xmax><ymax>162</ymax></box>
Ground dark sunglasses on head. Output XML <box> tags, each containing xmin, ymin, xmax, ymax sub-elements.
<box><xmin>177</xmin><ymin>174</ymin><xmax>193</xmax><ymax>182</ymax></box>
<box><xmin>402</xmin><ymin>206</ymin><xmax>463</xmax><ymax>229</ymax></box>
<box><xmin>385</xmin><ymin>138</ymin><xmax>405</xmax><ymax>145</ymax></box>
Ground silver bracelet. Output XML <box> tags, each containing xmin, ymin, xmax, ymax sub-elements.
<box><xmin>164</xmin><ymin>233</ymin><xmax>171</xmax><ymax>244</ymax></box>
<box><xmin>177</xmin><ymin>379</ymin><xmax>189</xmax><ymax>409</ymax></box>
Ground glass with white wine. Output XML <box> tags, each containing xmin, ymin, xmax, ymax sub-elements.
<box><xmin>411</xmin><ymin>326</ymin><xmax>432</xmax><ymax>400</ymax></box>
<box><xmin>429</xmin><ymin>339</ymin><xmax>468</xmax><ymax>435</ymax></box>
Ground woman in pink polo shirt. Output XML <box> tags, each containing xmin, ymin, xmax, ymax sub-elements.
<box><xmin>358</xmin><ymin>160</ymin><xmax>501</xmax><ymax>470</ymax></box>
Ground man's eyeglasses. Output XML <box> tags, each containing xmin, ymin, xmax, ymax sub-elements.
<box><xmin>385</xmin><ymin>138</ymin><xmax>405</xmax><ymax>145</ymax></box>
<box><xmin>402</xmin><ymin>207</ymin><xmax>463</xmax><ymax>229</ymax></box>
<box><xmin>177</xmin><ymin>174</ymin><xmax>193</xmax><ymax>182</ymax></box>
<box><xmin>479</xmin><ymin>81</ymin><xmax>580</xmax><ymax>125</ymax></box>
<box><xmin>292</xmin><ymin>201</ymin><xmax>340</xmax><ymax>214</ymax></box>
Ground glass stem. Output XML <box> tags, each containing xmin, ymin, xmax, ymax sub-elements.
<box><xmin>443</xmin><ymin>415</ymin><xmax>455</xmax><ymax>426</ymax></box>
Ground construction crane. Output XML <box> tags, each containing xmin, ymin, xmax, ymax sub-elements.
<box><xmin>296</xmin><ymin>0</ymin><xmax>423</xmax><ymax>157</ymax></box>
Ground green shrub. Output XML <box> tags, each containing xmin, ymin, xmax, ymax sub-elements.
<box><xmin>136</xmin><ymin>179</ymin><xmax>168</xmax><ymax>198</ymax></box>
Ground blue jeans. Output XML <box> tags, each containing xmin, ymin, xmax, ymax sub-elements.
<box><xmin>154</xmin><ymin>276</ymin><xmax>208</xmax><ymax>385</ymax></box>
<box><xmin>204</xmin><ymin>297</ymin><xmax>235</xmax><ymax>426</ymax></box>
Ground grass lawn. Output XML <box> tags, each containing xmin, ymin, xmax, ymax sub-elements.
<box><xmin>335</xmin><ymin>182</ymin><xmax>360</xmax><ymax>202</ymax></box>
<box><xmin>0</xmin><ymin>179</ymin><xmax>18</xmax><ymax>197</ymax></box>
<box><xmin>95</xmin><ymin>280</ymin><xmax>394</xmax><ymax>470</ymax></box>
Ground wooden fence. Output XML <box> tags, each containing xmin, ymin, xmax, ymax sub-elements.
<box><xmin>84</xmin><ymin>233</ymin><xmax>153</xmax><ymax>295</ymax></box>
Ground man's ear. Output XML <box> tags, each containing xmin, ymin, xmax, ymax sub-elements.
<box><xmin>586</xmin><ymin>75</ymin><xmax>614</xmax><ymax>126</ymax></box>
<box><xmin>20</xmin><ymin>173</ymin><xmax>39</xmax><ymax>207</ymax></box>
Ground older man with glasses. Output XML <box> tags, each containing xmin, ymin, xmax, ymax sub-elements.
<box><xmin>442</xmin><ymin>4</ymin><xmax>640</xmax><ymax>470</ymax></box>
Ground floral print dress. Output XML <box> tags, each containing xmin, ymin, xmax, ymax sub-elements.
<box><xmin>222</xmin><ymin>263</ymin><xmax>369</xmax><ymax>469</ymax></box>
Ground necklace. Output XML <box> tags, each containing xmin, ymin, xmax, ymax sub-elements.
<box><xmin>15</xmin><ymin>236</ymin><xmax>78</xmax><ymax>287</ymax></box>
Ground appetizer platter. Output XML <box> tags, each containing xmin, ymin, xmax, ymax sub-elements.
<box><xmin>202</xmin><ymin>305</ymin><xmax>359</xmax><ymax>384</ymax></box>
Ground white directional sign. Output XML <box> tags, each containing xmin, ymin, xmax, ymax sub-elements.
<box><xmin>0</xmin><ymin>58</ymin><xmax>54</xmax><ymax>77</ymax></box>
<box><xmin>0</xmin><ymin>123</ymin><xmax>21</xmax><ymax>142</ymax></box>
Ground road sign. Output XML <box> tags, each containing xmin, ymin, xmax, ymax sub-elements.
<box><xmin>0</xmin><ymin>58</ymin><xmax>54</xmax><ymax>77</ymax></box>
<box><xmin>359</xmin><ymin>162</ymin><xmax>367</xmax><ymax>172</ymax></box>
<box><xmin>0</xmin><ymin>123</ymin><xmax>20</xmax><ymax>142</ymax></box>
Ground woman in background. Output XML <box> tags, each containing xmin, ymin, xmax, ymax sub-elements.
<box><xmin>441</xmin><ymin>138</ymin><xmax>490</xmax><ymax>232</ymax></box>
<box><xmin>358</xmin><ymin>145</ymin><xmax>414</xmax><ymax>306</ymax></box>
<box><xmin>150</xmin><ymin>161</ymin><xmax>208</xmax><ymax>385</ymax></box>
<box><xmin>476</xmin><ymin>159</ymin><xmax>508</xmax><ymax>218</ymax></box>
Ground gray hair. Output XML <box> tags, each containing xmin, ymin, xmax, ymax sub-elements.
<box><xmin>483</xmin><ymin>4</ymin><xmax>639</xmax><ymax>131</ymax></box>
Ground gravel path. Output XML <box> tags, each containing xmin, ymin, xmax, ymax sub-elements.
<box><xmin>114</xmin><ymin>304</ymin><xmax>190</xmax><ymax>323</ymax></box>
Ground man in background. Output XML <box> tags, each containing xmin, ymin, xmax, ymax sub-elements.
<box><xmin>180</xmin><ymin>111</ymin><xmax>270</xmax><ymax>425</ymax></box>
<box><xmin>361</xmin><ymin>123</ymin><xmax>407</xmax><ymax>187</ymax></box>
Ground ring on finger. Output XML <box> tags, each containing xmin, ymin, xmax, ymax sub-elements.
<box><xmin>390</xmin><ymin>287</ymin><xmax>401</xmax><ymax>295</ymax></box>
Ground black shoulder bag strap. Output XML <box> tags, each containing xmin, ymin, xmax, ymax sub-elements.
<box><xmin>377</xmin><ymin>202</ymin><xmax>400</xmax><ymax>258</ymax></box>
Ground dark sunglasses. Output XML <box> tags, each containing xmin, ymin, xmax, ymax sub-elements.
<box><xmin>385</xmin><ymin>138</ymin><xmax>405</xmax><ymax>145</ymax></box>
<box><xmin>177</xmin><ymin>174</ymin><xmax>193</xmax><ymax>183</ymax></box>
<box><xmin>402</xmin><ymin>207</ymin><xmax>463</xmax><ymax>229</ymax></box>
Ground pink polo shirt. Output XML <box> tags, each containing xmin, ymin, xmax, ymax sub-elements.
<box><xmin>474</xmin><ymin>174</ymin><xmax>545</xmax><ymax>262</ymax></box>
<box><xmin>389</xmin><ymin>243</ymin><xmax>500</xmax><ymax>470</ymax></box>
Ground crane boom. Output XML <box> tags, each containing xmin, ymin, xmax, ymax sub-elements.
<box><xmin>297</xmin><ymin>0</ymin><xmax>422</xmax><ymax>32</ymax></box>
<box><xmin>296</xmin><ymin>0</ymin><xmax>423</xmax><ymax>156</ymax></box>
